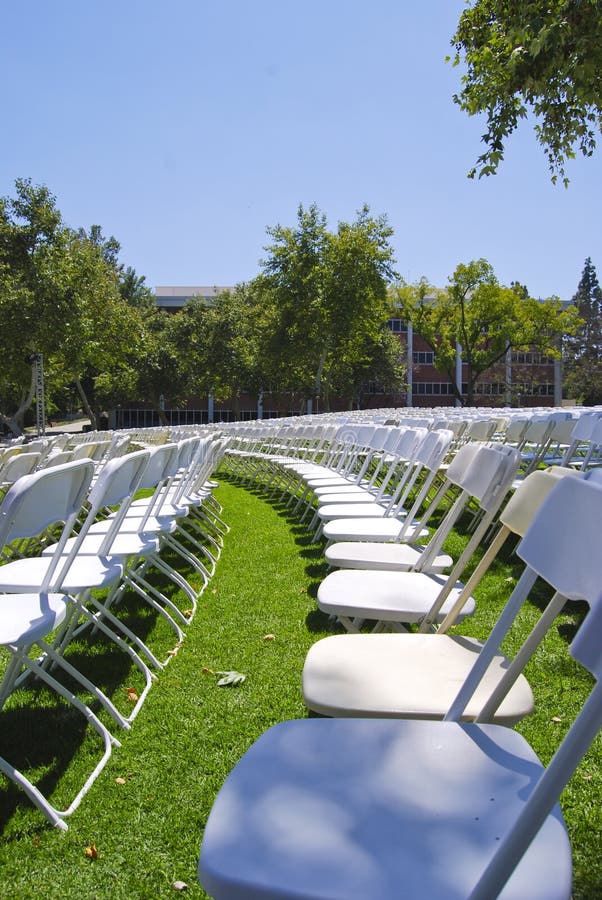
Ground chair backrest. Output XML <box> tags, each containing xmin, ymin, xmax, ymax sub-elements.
<box><xmin>69</xmin><ymin>449</ymin><xmax>152</xmax><ymax>559</ymax></box>
<box><xmin>578</xmin><ymin>415</ymin><xmax>602</xmax><ymax>469</ymax></box>
<box><xmin>0</xmin><ymin>459</ymin><xmax>94</xmax><ymax>544</ymax></box>
<box><xmin>0</xmin><ymin>446</ymin><xmax>22</xmax><ymax>469</ymax></box>
<box><xmin>432</xmin><ymin>465</ymin><xmax>581</xmax><ymax>634</ymax></box>
<box><xmin>445</xmin><ymin>473</ymin><xmax>602</xmax><ymax>725</ymax></box>
<box><xmin>392</xmin><ymin>427</ymin><xmax>427</xmax><ymax>462</ymax></box>
<box><xmin>465</xmin><ymin>418</ymin><xmax>498</xmax><ymax>442</ymax></box>
<box><xmin>415</xmin><ymin>428</ymin><xmax>454</xmax><ymax>470</ymax></box>
<box><xmin>0</xmin><ymin>459</ymin><xmax>95</xmax><ymax>591</ymax></box>
<box><xmin>42</xmin><ymin>450</ymin><xmax>74</xmax><ymax>468</ymax></box>
<box><xmin>0</xmin><ymin>452</ymin><xmax>41</xmax><ymax>488</ymax></box>
<box><xmin>415</xmin><ymin>445</ymin><xmax>520</xmax><ymax>625</ymax></box>
<box><xmin>467</xmin><ymin>474</ymin><xmax>602</xmax><ymax>899</ymax></box>
<box><xmin>560</xmin><ymin>410</ymin><xmax>602</xmax><ymax>466</ymax></box>
<box><xmin>133</xmin><ymin>443</ymin><xmax>181</xmax><ymax>530</ymax></box>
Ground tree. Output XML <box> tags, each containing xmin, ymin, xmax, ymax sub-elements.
<box><xmin>563</xmin><ymin>257</ymin><xmax>602</xmax><ymax>403</ymax></box>
<box><xmin>394</xmin><ymin>260</ymin><xmax>579</xmax><ymax>406</ymax></box>
<box><xmin>119</xmin><ymin>266</ymin><xmax>157</xmax><ymax>314</ymax></box>
<box><xmin>330</xmin><ymin>326</ymin><xmax>406</xmax><ymax>410</ymax></box>
<box><xmin>260</xmin><ymin>203</ymin><xmax>398</xmax><ymax>410</ymax></box>
<box><xmin>168</xmin><ymin>285</ymin><xmax>261</xmax><ymax>418</ymax></box>
<box><xmin>121</xmin><ymin>309</ymin><xmax>191</xmax><ymax>424</ymax></box>
<box><xmin>0</xmin><ymin>179</ymin><xmax>155</xmax><ymax>432</ymax></box>
<box><xmin>56</xmin><ymin>229</ymin><xmax>144</xmax><ymax>428</ymax></box>
<box><xmin>450</xmin><ymin>1</ymin><xmax>602</xmax><ymax>184</ymax></box>
<box><xmin>0</xmin><ymin>179</ymin><xmax>73</xmax><ymax>432</ymax></box>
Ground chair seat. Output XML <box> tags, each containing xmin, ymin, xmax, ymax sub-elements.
<box><xmin>317</xmin><ymin>570</ymin><xmax>476</xmax><ymax>624</ymax></box>
<box><xmin>0</xmin><ymin>592</ymin><xmax>69</xmax><ymax>646</ymax></box>
<box><xmin>318</xmin><ymin>503</ymin><xmax>391</xmax><ymax>520</ymax></box>
<box><xmin>42</xmin><ymin>532</ymin><xmax>160</xmax><ymax>559</ymax></box>
<box><xmin>316</xmin><ymin>491</ymin><xmax>383</xmax><ymax>505</ymax></box>
<box><xmin>198</xmin><ymin>718</ymin><xmax>571</xmax><ymax>900</ymax></box>
<box><xmin>325</xmin><ymin>541</ymin><xmax>452</xmax><ymax>572</ymax></box>
<box><xmin>302</xmin><ymin>633</ymin><xmax>533</xmax><ymax>724</ymax></box>
<box><xmin>88</xmin><ymin>515</ymin><xmax>177</xmax><ymax>536</ymax></box>
<box><xmin>323</xmin><ymin>518</ymin><xmax>428</xmax><ymax>542</ymax></box>
<box><xmin>0</xmin><ymin>555</ymin><xmax>123</xmax><ymax>592</ymax></box>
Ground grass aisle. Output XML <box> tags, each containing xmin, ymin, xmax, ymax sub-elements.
<box><xmin>0</xmin><ymin>480</ymin><xmax>331</xmax><ymax>899</ymax></box>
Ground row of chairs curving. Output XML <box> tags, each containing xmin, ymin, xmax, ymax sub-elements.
<box><xmin>0</xmin><ymin>431</ymin><xmax>228</xmax><ymax>829</ymax></box>
<box><xmin>198</xmin><ymin>417</ymin><xmax>602</xmax><ymax>900</ymax></box>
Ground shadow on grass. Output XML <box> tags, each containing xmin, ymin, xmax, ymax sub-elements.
<box><xmin>0</xmin><ymin>695</ymin><xmax>92</xmax><ymax>835</ymax></box>
<box><xmin>305</xmin><ymin>609</ymin><xmax>344</xmax><ymax>634</ymax></box>
<box><xmin>0</xmin><ymin>555</ymin><xmax>201</xmax><ymax>833</ymax></box>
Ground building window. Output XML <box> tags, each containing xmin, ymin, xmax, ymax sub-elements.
<box><xmin>412</xmin><ymin>351</ymin><xmax>434</xmax><ymax>365</ymax></box>
<box><xmin>363</xmin><ymin>380</ymin><xmax>386</xmax><ymax>394</ymax></box>
<box><xmin>475</xmin><ymin>382</ymin><xmax>506</xmax><ymax>396</ymax></box>
<box><xmin>412</xmin><ymin>382</ymin><xmax>456</xmax><ymax>395</ymax></box>
<box><xmin>511</xmin><ymin>351</ymin><xmax>554</xmax><ymax>365</ymax></box>
<box><xmin>515</xmin><ymin>382</ymin><xmax>555</xmax><ymax>396</ymax></box>
<box><xmin>387</xmin><ymin>318</ymin><xmax>407</xmax><ymax>333</ymax></box>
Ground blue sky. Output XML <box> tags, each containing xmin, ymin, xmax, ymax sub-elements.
<box><xmin>1</xmin><ymin>0</ymin><xmax>600</xmax><ymax>301</ymax></box>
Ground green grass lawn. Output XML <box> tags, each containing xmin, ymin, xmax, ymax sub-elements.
<box><xmin>0</xmin><ymin>475</ymin><xmax>600</xmax><ymax>899</ymax></box>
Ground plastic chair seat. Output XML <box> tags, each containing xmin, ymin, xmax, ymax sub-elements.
<box><xmin>0</xmin><ymin>592</ymin><xmax>69</xmax><ymax>646</ymax></box>
<box><xmin>318</xmin><ymin>502</ymin><xmax>393</xmax><ymax>520</ymax></box>
<box><xmin>323</xmin><ymin>518</ymin><xmax>428</xmax><ymax>542</ymax></box>
<box><xmin>0</xmin><ymin>555</ymin><xmax>123</xmax><ymax>592</ymax></box>
<box><xmin>88</xmin><ymin>515</ymin><xmax>177</xmax><ymax>536</ymax></box>
<box><xmin>198</xmin><ymin>717</ymin><xmax>571</xmax><ymax>900</ymax></box>
<box><xmin>317</xmin><ymin>570</ymin><xmax>476</xmax><ymax>625</ymax></box>
<box><xmin>42</xmin><ymin>531</ymin><xmax>160</xmax><ymax>559</ymax></box>
<box><xmin>325</xmin><ymin>541</ymin><xmax>452</xmax><ymax>572</ymax></box>
<box><xmin>302</xmin><ymin>633</ymin><xmax>533</xmax><ymax>724</ymax></box>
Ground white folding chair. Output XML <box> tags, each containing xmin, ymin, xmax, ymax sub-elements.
<box><xmin>320</xmin><ymin>429</ymin><xmax>464</xmax><ymax>547</ymax></box>
<box><xmin>324</xmin><ymin>429</ymin><xmax>455</xmax><ymax>570</ymax></box>
<box><xmin>0</xmin><ymin>459</ymin><xmax>119</xmax><ymax>830</ymax></box>
<box><xmin>310</xmin><ymin>428</ymin><xmax>429</xmax><ymax>540</ymax></box>
<box><xmin>198</xmin><ymin>474</ymin><xmax>602</xmax><ymax>900</ymax></box>
<box><xmin>303</xmin><ymin>466</ymin><xmax>579</xmax><ymax>720</ymax></box>
<box><xmin>317</xmin><ymin>444</ymin><xmax>520</xmax><ymax>631</ymax></box>
<box><xmin>2</xmin><ymin>451</ymin><xmax>157</xmax><ymax>730</ymax></box>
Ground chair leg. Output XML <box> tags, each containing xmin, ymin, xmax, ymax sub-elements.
<box><xmin>1</xmin><ymin>645</ymin><xmax>120</xmax><ymax>829</ymax></box>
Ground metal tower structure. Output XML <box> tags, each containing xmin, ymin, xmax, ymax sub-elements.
<box><xmin>33</xmin><ymin>353</ymin><xmax>46</xmax><ymax>437</ymax></box>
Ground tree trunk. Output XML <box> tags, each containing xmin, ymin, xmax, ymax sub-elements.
<box><xmin>3</xmin><ymin>373</ymin><xmax>37</xmax><ymax>436</ymax></box>
<box><xmin>73</xmin><ymin>373</ymin><xmax>96</xmax><ymax>430</ymax></box>
<box><xmin>313</xmin><ymin>344</ymin><xmax>329</xmax><ymax>407</ymax></box>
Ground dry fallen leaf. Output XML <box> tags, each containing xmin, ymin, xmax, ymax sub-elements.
<box><xmin>126</xmin><ymin>687</ymin><xmax>139</xmax><ymax>702</ymax></box>
<box><xmin>263</xmin><ymin>633</ymin><xmax>276</xmax><ymax>641</ymax></box>
<box><xmin>183</xmin><ymin>610</ymin><xmax>194</xmax><ymax>618</ymax></box>
<box><xmin>115</xmin><ymin>777</ymin><xmax>126</xmax><ymax>785</ymax></box>
<box><xmin>582</xmin><ymin>773</ymin><xmax>593</xmax><ymax>781</ymax></box>
<box><xmin>85</xmin><ymin>841</ymin><xmax>99</xmax><ymax>859</ymax></box>
<box><xmin>33</xmin><ymin>834</ymin><xmax>39</xmax><ymax>849</ymax></box>
<box><xmin>201</xmin><ymin>666</ymin><xmax>215</xmax><ymax>675</ymax></box>
<box><xmin>172</xmin><ymin>881</ymin><xmax>188</xmax><ymax>891</ymax></box>
<box><xmin>551</xmin><ymin>716</ymin><xmax>563</xmax><ymax>723</ymax></box>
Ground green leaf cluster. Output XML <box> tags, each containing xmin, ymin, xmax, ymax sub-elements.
<box><xmin>451</xmin><ymin>1</ymin><xmax>602</xmax><ymax>183</ymax></box>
